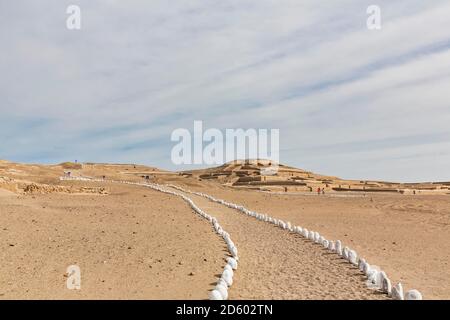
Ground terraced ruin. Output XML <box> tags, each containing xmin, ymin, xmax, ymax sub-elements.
<box><xmin>183</xmin><ymin>159</ymin><xmax>450</xmax><ymax>195</ymax></box>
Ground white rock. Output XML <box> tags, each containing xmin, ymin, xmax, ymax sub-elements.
<box><xmin>303</xmin><ymin>229</ymin><xmax>309</xmax><ymax>238</ymax></box>
<box><xmin>217</xmin><ymin>278</ymin><xmax>228</xmax><ymax>288</ymax></box>
<box><xmin>215</xmin><ymin>283</ymin><xmax>228</xmax><ymax>300</ymax></box>
<box><xmin>230</xmin><ymin>246</ymin><xmax>238</xmax><ymax>259</ymax></box>
<box><xmin>221</xmin><ymin>269</ymin><xmax>233</xmax><ymax>287</ymax></box>
<box><xmin>328</xmin><ymin>241</ymin><xmax>335</xmax><ymax>251</ymax></box>
<box><xmin>358</xmin><ymin>258</ymin><xmax>366</xmax><ymax>271</ymax></box>
<box><xmin>224</xmin><ymin>264</ymin><xmax>234</xmax><ymax>276</ymax></box>
<box><xmin>335</xmin><ymin>240</ymin><xmax>342</xmax><ymax>255</ymax></box>
<box><xmin>343</xmin><ymin>247</ymin><xmax>349</xmax><ymax>259</ymax></box>
<box><xmin>209</xmin><ymin>289</ymin><xmax>223</xmax><ymax>300</ymax></box>
<box><xmin>391</xmin><ymin>283</ymin><xmax>404</xmax><ymax>300</ymax></box>
<box><xmin>367</xmin><ymin>268</ymin><xmax>379</xmax><ymax>284</ymax></box>
<box><xmin>380</xmin><ymin>272</ymin><xmax>392</xmax><ymax>294</ymax></box>
<box><xmin>227</xmin><ymin>257</ymin><xmax>238</xmax><ymax>270</ymax></box>
<box><xmin>362</xmin><ymin>262</ymin><xmax>370</xmax><ymax>275</ymax></box>
<box><xmin>314</xmin><ymin>232</ymin><xmax>321</xmax><ymax>243</ymax></box>
<box><xmin>405</xmin><ymin>290</ymin><xmax>422</xmax><ymax>300</ymax></box>
<box><xmin>364</xmin><ymin>263</ymin><xmax>372</xmax><ymax>276</ymax></box>
<box><xmin>348</xmin><ymin>250</ymin><xmax>358</xmax><ymax>265</ymax></box>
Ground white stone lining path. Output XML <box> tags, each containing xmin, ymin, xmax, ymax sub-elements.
<box><xmin>60</xmin><ymin>176</ymin><xmax>236</xmax><ymax>300</ymax></box>
<box><xmin>60</xmin><ymin>176</ymin><xmax>422</xmax><ymax>300</ymax></box>
<box><xmin>167</xmin><ymin>184</ymin><xmax>423</xmax><ymax>300</ymax></box>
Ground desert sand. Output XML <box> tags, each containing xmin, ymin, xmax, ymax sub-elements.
<box><xmin>1</xmin><ymin>160</ymin><xmax>449</xmax><ymax>299</ymax></box>
<box><xmin>0</xmin><ymin>181</ymin><xmax>226</xmax><ymax>299</ymax></box>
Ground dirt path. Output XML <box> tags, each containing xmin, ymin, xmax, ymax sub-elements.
<box><xmin>166</xmin><ymin>186</ymin><xmax>386</xmax><ymax>300</ymax></box>
<box><xmin>170</xmin><ymin>181</ymin><xmax>446</xmax><ymax>299</ymax></box>
<box><xmin>0</xmin><ymin>177</ymin><xmax>388</xmax><ymax>300</ymax></box>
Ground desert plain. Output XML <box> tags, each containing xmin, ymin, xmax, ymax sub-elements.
<box><xmin>0</xmin><ymin>159</ymin><xmax>449</xmax><ymax>299</ymax></box>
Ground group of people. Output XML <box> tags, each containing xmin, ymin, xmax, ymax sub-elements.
<box><xmin>317</xmin><ymin>187</ymin><xmax>325</xmax><ymax>195</ymax></box>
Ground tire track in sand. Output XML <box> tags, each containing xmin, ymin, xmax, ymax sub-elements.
<box><xmin>167</xmin><ymin>187</ymin><xmax>386</xmax><ymax>300</ymax></box>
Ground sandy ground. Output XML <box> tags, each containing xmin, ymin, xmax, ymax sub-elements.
<box><xmin>1</xmin><ymin>161</ymin><xmax>449</xmax><ymax>299</ymax></box>
<box><xmin>0</xmin><ymin>182</ymin><xmax>224</xmax><ymax>299</ymax></box>
<box><xmin>166</xmin><ymin>186</ymin><xmax>384</xmax><ymax>300</ymax></box>
<box><xmin>0</xmin><ymin>179</ymin><xmax>385</xmax><ymax>300</ymax></box>
<box><xmin>166</xmin><ymin>178</ymin><xmax>450</xmax><ymax>300</ymax></box>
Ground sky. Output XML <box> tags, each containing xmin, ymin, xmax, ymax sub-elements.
<box><xmin>1</xmin><ymin>0</ymin><xmax>450</xmax><ymax>182</ymax></box>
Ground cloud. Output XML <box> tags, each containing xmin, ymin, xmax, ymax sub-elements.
<box><xmin>1</xmin><ymin>0</ymin><xmax>449</xmax><ymax>181</ymax></box>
